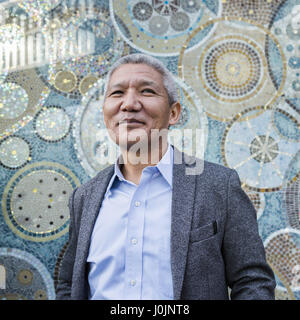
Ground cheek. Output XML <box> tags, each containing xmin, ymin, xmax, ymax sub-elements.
<box><xmin>146</xmin><ymin>104</ymin><xmax>168</xmax><ymax>120</ymax></box>
<box><xmin>154</xmin><ymin>110</ymin><xmax>171</xmax><ymax>126</ymax></box>
<box><xmin>103</xmin><ymin>106</ymin><xmax>114</xmax><ymax>127</ymax></box>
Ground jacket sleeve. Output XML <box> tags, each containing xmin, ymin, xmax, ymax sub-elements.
<box><xmin>222</xmin><ymin>169</ymin><xmax>276</xmax><ymax>300</ymax></box>
<box><xmin>55</xmin><ymin>187</ymin><xmax>79</xmax><ymax>300</ymax></box>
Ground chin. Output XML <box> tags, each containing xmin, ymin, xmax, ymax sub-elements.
<box><xmin>117</xmin><ymin>136</ymin><xmax>150</xmax><ymax>152</ymax></box>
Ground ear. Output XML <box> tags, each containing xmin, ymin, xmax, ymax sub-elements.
<box><xmin>168</xmin><ymin>101</ymin><xmax>181</xmax><ymax>126</ymax></box>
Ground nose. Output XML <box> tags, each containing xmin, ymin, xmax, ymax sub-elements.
<box><xmin>120</xmin><ymin>89</ymin><xmax>141</xmax><ymax>111</ymax></box>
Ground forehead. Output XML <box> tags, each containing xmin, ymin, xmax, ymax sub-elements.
<box><xmin>108</xmin><ymin>63</ymin><xmax>164</xmax><ymax>87</ymax></box>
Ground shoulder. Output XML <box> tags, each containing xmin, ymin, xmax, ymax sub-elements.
<box><xmin>173</xmin><ymin>145</ymin><xmax>238</xmax><ymax>186</ymax></box>
<box><xmin>173</xmin><ymin>145</ymin><xmax>233</xmax><ymax>174</ymax></box>
<box><xmin>201</xmin><ymin>160</ymin><xmax>239</xmax><ymax>192</ymax></box>
<box><xmin>202</xmin><ymin>160</ymin><xmax>235</xmax><ymax>179</ymax></box>
<box><xmin>72</xmin><ymin>164</ymin><xmax>114</xmax><ymax>199</ymax></box>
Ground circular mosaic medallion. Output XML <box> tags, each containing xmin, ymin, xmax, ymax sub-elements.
<box><xmin>149</xmin><ymin>15</ymin><xmax>169</xmax><ymax>35</ymax></box>
<box><xmin>249</xmin><ymin>135</ymin><xmax>279</xmax><ymax>163</ymax></box>
<box><xmin>0</xmin><ymin>136</ymin><xmax>31</xmax><ymax>169</ymax></box>
<box><xmin>54</xmin><ymin>70</ymin><xmax>77</xmax><ymax>93</ymax></box>
<box><xmin>133</xmin><ymin>2</ymin><xmax>153</xmax><ymax>21</ymax></box>
<box><xmin>110</xmin><ymin>0</ymin><xmax>221</xmax><ymax>56</ymax></box>
<box><xmin>264</xmin><ymin>229</ymin><xmax>300</xmax><ymax>292</ymax></box>
<box><xmin>2</xmin><ymin>161</ymin><xmax>80</xmax><ymax>242</ymax></box>
<box><xmin>170</xmin><ymin>11</ymin><xmax>190</xmax><ymax>31</ymax></box>
<box><xmin>179</xmin><ymin>17</ymin><xmax>286</xmax><ymax>121</ymax></box>
<box><xmin>79</xmin><ymin>75</ymin><xmax>99</xmax><ymax>95</ymax></box>
<box><xmin>182</xmin><ymin>0</ymin><xmax>202</xmax><ymax>14</ymax></box>
<box><xmin>73</xmin><ymin>76</ymin><xmax>208</xmax><ymax>177</ymax></box>
<box><xmin>0</xmin><ymin>247</ymin><xmax>55</xmax><ymax>300</ymax></box>
<box><xmin>34</xmin><ymin>106</ymin><xmax>71</xmax><ymax>142</ymax></box>
<box><xmin>17</xmin><ymin>269</ymin><xmax>34</xmax><ymax>285</ymax></box>
<box><xmin>34</xmin><ymin>289</ymin><xmax>47</xmax><ymax>300</ymax></box>
<box><xmin>0</xmin><ymin>82</ymin><xmax>28</xmax><ymax>120</ymax></box>
<box><xmin>222</xmin><ymin>106</ymin><xmax>300</xmax><ymax>192</ymax></box>
<box><xmin>199</xmin><ymin>37</ymin><xmax>264</xmax><ymax>102</ymax></box>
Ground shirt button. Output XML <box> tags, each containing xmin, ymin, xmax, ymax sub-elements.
<box><xmin>131</xmin><ymin>238</ymin><xmax>138</xmax><ymax>245</ymax></box>
<box><xmin>130</xmin><ymin>280</ymin><xmax>136</xmax><ymax>286</ymax></box>
<box><xmin>135</xmin><ymin>201</ymin><xmax>141</xmax><ymax>207</ymax></box>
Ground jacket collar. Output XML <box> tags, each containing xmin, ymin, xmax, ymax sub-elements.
<box><xmin>171</xmin><ymin>146</ymin><xmax>197</xmax><ymax>299</ymax></box>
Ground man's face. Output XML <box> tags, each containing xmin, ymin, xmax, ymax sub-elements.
<box><xmin>103</xmin><ymin>63</ymin><xmax>180</xmax><ymax>150</ymax></box>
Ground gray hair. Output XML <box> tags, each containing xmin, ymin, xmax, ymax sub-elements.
<box><xmin>104</xmin><ymin>53</ymin><xmax>179</xmax><ymax>106</ymax></box>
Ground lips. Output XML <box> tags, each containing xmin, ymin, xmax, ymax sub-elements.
<box><xmin>118</xmin><ymin>119</ymin><xmax>145</xmax><ymax>125</ymax></box>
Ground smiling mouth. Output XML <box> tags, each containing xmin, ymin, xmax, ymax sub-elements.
<box><xmin>119</xmin><ymin>120</ymin><xmax>145</xmax><ymax>125</ymax></box>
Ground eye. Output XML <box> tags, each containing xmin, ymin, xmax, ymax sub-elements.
<box><xmin>142</xmin><ymin>88</ymin><xmax>155</xmax><ymax>94</ymax></box>
<box><xmin>110</xmin><ymin>90</ymin><xmax>123</xmax><ymax>96</ymax></box>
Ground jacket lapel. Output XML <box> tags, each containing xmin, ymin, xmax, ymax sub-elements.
<box><xmin>78</xmin><ymin>169</ymin><xmax>114</xmax><ymax>253</ymax></box>
<box><xmin>171</xmin><ymin>147</ymin><xmax>197</xmax><ymax>300</ymax></box>
<box><xmin>74</xmin><ymin>165</ymin><xmax>115</xmax><ymax>298</ymax></box>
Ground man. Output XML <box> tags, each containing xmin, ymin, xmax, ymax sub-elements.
<box><xmin>56</xmin><ymin>53</ymin><xmax>276</xmax><ymax>300</ymax></box>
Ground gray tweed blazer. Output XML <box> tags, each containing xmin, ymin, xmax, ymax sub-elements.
<box><xmin>56</xmin><ymin>146</ymin><xmax>276</xmax><ymax>300</ymax></box>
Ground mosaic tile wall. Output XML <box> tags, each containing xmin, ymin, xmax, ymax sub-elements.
<box><xmin>0</xmin><ymin>0</ymin><xmax>299</xmax><ymax>300</ymax></box>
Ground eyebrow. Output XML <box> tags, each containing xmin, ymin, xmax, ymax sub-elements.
<box><xmin>108</xmin><ymin>80</ymin><xmax>161</xmax><ymax>91</ymax></box>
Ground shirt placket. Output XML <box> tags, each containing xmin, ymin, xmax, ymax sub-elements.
<box><xmin>123</xmin><ymin>170</ymin><xmax>152</xmax><ymax>299</ymax></box>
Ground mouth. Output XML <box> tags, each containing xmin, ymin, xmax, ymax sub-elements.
<box><xmin>118</xmin><ymin>119</ymin><xmax>145</xmax><ymax>126</ymax></box>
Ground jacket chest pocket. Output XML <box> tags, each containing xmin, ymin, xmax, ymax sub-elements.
<box><xmin>189</xmin><ymin>220</ymin><xmax>218</xmax><ymax>243</ymax></box>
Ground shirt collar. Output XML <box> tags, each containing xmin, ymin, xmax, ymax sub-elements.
<box><xmin>156</xmin><ymin>143</ymin><xmax>173</xmax><ymax>187</ymax></box>
<box><xmin>106</xmin><ymin>144</ymin><xmax>173</xmax><ymax>193</ymax></box>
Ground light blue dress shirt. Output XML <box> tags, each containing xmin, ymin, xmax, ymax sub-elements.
<box><xmin>87</xmin><ymin>144</ymin><xmax>174</xmax><ymax>300</ymax></box>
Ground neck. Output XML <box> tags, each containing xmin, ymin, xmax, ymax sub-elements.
<box><xmin>119</xmin><ymin>141</ymin><xmax>169</xmax><ymax>185</ymax></box>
